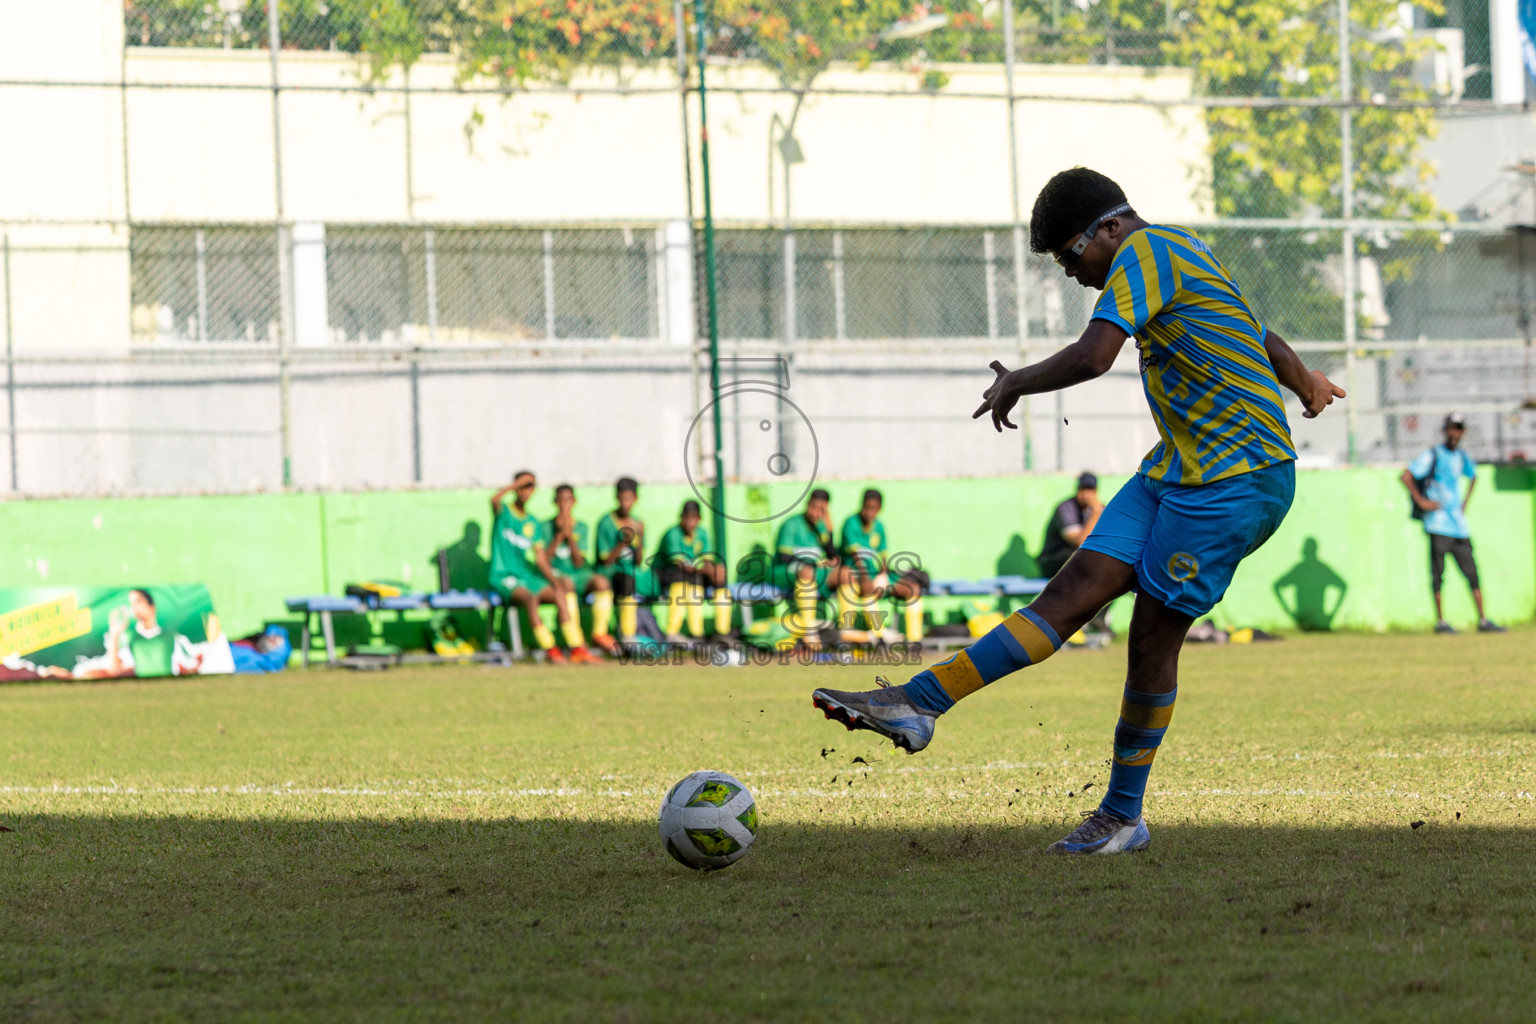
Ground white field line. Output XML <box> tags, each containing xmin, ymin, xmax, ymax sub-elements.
<box><xmin>1</xmin><ymin>748</ymin><xmax>1516</xmax><ymax>798</ymax></box>
<box><xmin>0</xmin><ymin>783</ymin><xmax>1531</xmax><ymax>802</ymax></box>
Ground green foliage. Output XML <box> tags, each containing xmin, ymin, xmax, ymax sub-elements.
<box><xmin>1163</xmin><ymin>0</ymin><xmax>1445</xmax><ymax>219</ymax></box>
<box><xmin>125</xmin><ymin>0</ymin><xmax>1447</xmax><ymax>221</ymax></box>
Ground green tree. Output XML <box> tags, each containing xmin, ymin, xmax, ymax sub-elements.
<box><xmin>1163</xmin><ymin>0</ymin><xmax>1443</xmax><ymax>220</ymax></box>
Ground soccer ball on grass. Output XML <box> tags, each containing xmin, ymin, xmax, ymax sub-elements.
<box><xmin>658</xmin><ymin>770</ymin><xmax>758</xmax><ymax>870</ymax></box>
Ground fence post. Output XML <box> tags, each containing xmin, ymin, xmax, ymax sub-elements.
<box><xmin>984</xmin><ymin>230</ymin><xmax>999</xmax><ymax>341</ymax></box>
<box><xmin>269</xmin><ymin>2</ymin><xmax>293</xmax><ymax>487</ymax></box>
<box><xmin>832</xmin><ymin>229</ymin><xmax>847</xmax><ymax>341</ymax></box>
<box><xmin>1339</xmin><ymin>0</ymin><xmax>1360</xmax><ymax>464</ymax></box>
<box><xmin>195</xmin><ymin>228</ymin><xmax>209</xmax><ymax>341</ymax></box>
<box><xmin>3</xmin><ymin>233</ymin><xmax>15</xmax><ymax>492</ymax></box>
<box><xmin>542</xmin><ymin>229</ymin><xmax>557</xmax><ymax>340</ymax></box>
<box><xmin>694</xmin><ymin>0</ymin><xmax>729</xmax><ymax>562</ymax></box>
<box><xmin>1002</xmin><ymin>0</ymin><xmax>1033</xmax><ymax>470</ymax></box>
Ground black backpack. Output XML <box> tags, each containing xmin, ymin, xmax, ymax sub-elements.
<box><xmin>1409</xmin><ymin>449</ymin><xmax>1440</xmax><ymax>520</ymax></box>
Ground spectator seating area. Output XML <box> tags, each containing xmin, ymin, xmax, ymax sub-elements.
<box><xmin>284</xmin><ymin>572</ymin><xmax>1051</xmax><ymax>667</ymax></box>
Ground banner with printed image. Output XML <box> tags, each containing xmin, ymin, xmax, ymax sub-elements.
<box><xmin>0</xmin><ymin>585</ymin><xmax>234</xmax><ymax>681</ymax></box>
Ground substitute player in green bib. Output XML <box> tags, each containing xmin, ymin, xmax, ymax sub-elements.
<box><xmin>490</xmin><ymin>470</ymin><xmax>595</xmax><ymax>665</ymax></box>
<box><xmin>594</xmin><ymin>477</ymin><xmax>651</xmax><ymax>644</ymax></box>
<box><xmin>655</xmin><ymin>500</ymin><xmax>731</xmax><ymax>639</ymax></box>
<box><xmin>773</xmin><ymin>489</ymin><xmax>852</xmax><ymax>645</ymax></box>
<box><xmin>547</xmin><ymin>484</ymin><xmax>618</xmax><ymax>656</ymax></box>
<box><xmin>838</xmin><ymin>488</ymin><xmax>924</xmax><ymax>641</ymax></box>
<box><xmin>813</xmin><ymin>167</ymin><xmax>1347</xmax><ymax>855</ymax></box>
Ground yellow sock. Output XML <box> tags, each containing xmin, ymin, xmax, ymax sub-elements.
<box><xmin>533</xmin><ymin>622</ymin><xmax>556</xmax><ymax>650</ymax></box>
<box><xmin>837</xmin><ymin>583</ymin><xmax>858</xmax><ymax>632</ymax></box>
<box><xmin>618</xmin><ymin>596</ymin><xmax>638</xmax><ymax>640</ymax></box>
<box><xmin>561</xmin><ymin>618</ymin><xmax>585</xmax><ymax>649</ymax></box>
<box><xmin>564</xmin><ymin>590</ymin><xmax>579</xmax><ymax>625</ymax></box>
<box><xmin>793</xmin><ymin>579</ymin><xmax>819</xmax><ymax>641</ymax></box>
<box><xmin>590</xmin><ymin>590</ymin><xmax>613</xmax><ymax>638</ymax></box>
<box><xmin>686</xmin><ymin>583</ymin><xmax>706</xmax><ymax>636</ymax></box>
<box><xmin>903</xmin><ymin>597</ymin><xmax>924</xmax><ymax>642</ymax></box>
<box><xmin>665</xmin><ymin>582</ymin><xmax>687</xmax><ymax>635</ymax></box>
<box><xmin>713</xmin><ymin>587</ymin><xmax>733</xmax><ymax>635</ymax></box>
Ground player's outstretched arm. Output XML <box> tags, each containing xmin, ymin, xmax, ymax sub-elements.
<box><xmin>971</xmin><ymin>320</ymin><xmax>1129</xmax><ymax>432</ymax></box>
<box><xmin>1264</xmin><ymin>329</ymin><xmax>1346</xmax><ymax>419</ymax></box>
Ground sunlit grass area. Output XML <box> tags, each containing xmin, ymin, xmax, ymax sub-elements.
<box><xmin>3</xmin><ymin>629</ymin><xmax>1533</xmax><ymax>1021</ymax></box>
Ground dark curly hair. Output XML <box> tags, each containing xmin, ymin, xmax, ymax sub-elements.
<box><xmin>1029</xmin><ymin>168</ymin><xmax>1132</xmax><ymax>255</ymax></box>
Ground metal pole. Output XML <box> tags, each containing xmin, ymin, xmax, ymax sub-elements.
<box><xmin>675</xmin><ymin>0</ymin><xmax>695</xmax><ymax>227</ymax></box>
<box><xmin>3</xmin><ymin>234</ymin><xmax>16</xmax><ymax>492</ymax></box>
<box><xmin>695</xmin><ymin>0</ymin><xmax>729</xmax><ymax>566</ymax></box>
<box><xmin>832</xmin><ymin>229</ymin><xmax>847</xmax><ymax>341</ymax></box>
<box><xmin>405</xmin><ymin>232</ymin><xmax>422</xmax><ymax>484</ymax></box>
<box><xmin>403</xmin><ymin>65</ymin><xmax>416</xmax><ymax>221</ymax></box>
<box><xmin>269</xmin><ymin>2</ymin><xmax>293</xmax><ymax>487</ymax></box>
<box><xmin>984</xmin><ymin>230</ymin><xmax>999</xmax><ymax>340</ymax></box>
<box><xmin>674</xmin><ymin>0</ymin><xmax>705</xmax><ymax>486</ymax></box>
<box><xmin>1003</xmin><ymin>0</ymin><xmax>1033</xmax><ymax>470</ymax></box>
<box><xmin>542</xmin><ymin>228</ymin><xmax>557</xmax><ymax>340</ymax></box>
<box><xmin>1338</xmin><ymin>0</ymin><xmax>1359</xmax><ymax>464</ymax></box>
<box><xmin>424</xmin><ymin>227</ymin><xmax>438</xmax><ymax>341</ymax></box>
<box><xmin>195</xmin><ymin>228</ymin><xmax>209</xmax><ymax>340</ymax></box>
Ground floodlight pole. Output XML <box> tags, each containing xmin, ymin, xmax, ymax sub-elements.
<box><xmin>694</xmin><ymin>0</ymin><xmax>729</xmax><ymax>567</ymax></box>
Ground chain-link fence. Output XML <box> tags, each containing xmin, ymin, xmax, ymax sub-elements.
<box><xmin>1</xmin><ymin>0</ymin><xmax>1531</xmax><ymax>496</ymax></box>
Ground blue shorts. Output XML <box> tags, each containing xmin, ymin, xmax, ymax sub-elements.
<box><xmin>1081</xmin><ymin>461</ymin><xmax>1295</xmax><ymax>618</ymax></box>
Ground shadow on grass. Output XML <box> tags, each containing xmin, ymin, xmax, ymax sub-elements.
<box><xmin>3</xmin><ymin>815</ymin><xmax>1535</xmax><ymax>1022</ymax></box>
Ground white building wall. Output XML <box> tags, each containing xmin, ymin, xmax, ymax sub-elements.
<box><xmin>0</xmin><ymin>0</ymin><xmax>1224</xmax><ymax>492</ymax></box>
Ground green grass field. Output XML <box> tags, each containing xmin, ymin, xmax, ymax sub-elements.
<box><xmin>3</xmin><ymin>630</ymin><xmax>1534</xmax><ymax>1022</ymax></box>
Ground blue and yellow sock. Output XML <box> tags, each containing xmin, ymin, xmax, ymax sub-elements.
<box><xmin>899</xmin><ymin>607</ymin><xmax>1062</xmax><ymax>714</ymax></box>
<box><xmin>1100</xmin><ymin>686</ymin><xmax>1177</xmax><ymax>821</ymax></box>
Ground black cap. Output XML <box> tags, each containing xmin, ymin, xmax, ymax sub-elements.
<box><xmin>1077</xmin><ymin>472</ymin><xmax>1098</xmax><ymax>490</ymax></box>
<box><xmin>1443</xmin><ymin>412</ymin><xmax>1465</xmax><ymax>430</ymax></box>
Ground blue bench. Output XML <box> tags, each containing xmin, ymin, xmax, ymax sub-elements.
<box><xmin>285</xmin><ymin>595</ymin><xmax>368</xmax><ymax>667</ymax></box>
<box><xmin>286</xmin><ymin>590</ymin><xmax>521</xmax><ymax>666</ymax></box>
<box><xmin>927</xmin><ymin>575</ymin><xmax>1048</xmax><ymax>598</ymax></box>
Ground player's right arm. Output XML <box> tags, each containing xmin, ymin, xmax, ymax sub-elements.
<box><xmin>1263</xmin><ymin>329</ymin><xmax>1346</xmax><ymax>419</ymax></box>
<box><xmin>489</xmin><ymin>483</ymin><xmax>516</xmax><ymax>516</ymax></box>
<box><xmin>971</xmin><ymin>320</ymin><xmax>1129</xmax><ymax>432</ymax></box>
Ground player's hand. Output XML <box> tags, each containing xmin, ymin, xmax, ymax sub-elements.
<box><xmin>972</xmin><ymin>360</ymin><xmax>1022</xmax><ymax>432</ymax></box>
<box><xmin>1417</xmin><ymin>497</ymin><xmax>1442</xmax><ymax>512</ymax></box>
<box><xmin>1303</xmin><ymin>370</ymin><xmax>1346</xmax><ymax>419</ymax></box>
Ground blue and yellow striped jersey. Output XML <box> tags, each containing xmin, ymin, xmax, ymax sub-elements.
<box><xmin>1091</xmin><ymin>225</ymin><xmax>1296</xmax><ymax>486</ymax></box>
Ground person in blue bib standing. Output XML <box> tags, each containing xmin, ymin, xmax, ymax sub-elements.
<box><xmin>812</xmin><ymin>166</ymin><xmax>1348</xmax><ymax>855</ymax></box>
<box><xmin>1402</xmin><ymin>413</ymin><xmax>1506</xmax><ymax>635</ymax></box>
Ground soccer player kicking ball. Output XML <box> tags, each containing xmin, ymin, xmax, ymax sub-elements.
<box><xmin>813</xmin><ymin>167</ymin><xmax>1347</xmax><ymax>855</ymax></box>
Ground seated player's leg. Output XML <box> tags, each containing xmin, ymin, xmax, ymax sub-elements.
<box><xmin>792</xmin><ymin>562</ymin><xmax>831</xmax><ymax>646</ymax></box>
<box><xmin>500</xmin><ymin>576</ymin><xmax>562</xmax><ymax>664</ymax></box>
<box><xmin>683</xmin><ymin>568</ymin><xmax>708</xmax><ymax>638</ymax></box>
<box><xmin>610</xmin><ymin>568</ymin><xmax>639</xmax><ymax>643</ymax></box>
<box><xmin>889</xmin><ymin>573</ymin><xmax>924</xmax><ymax>643</ymax></box>
<box><xmin>811</xmin><ymin>476</ymin><xmax>1154</xmax><ymax>752</ymax></box>
<box><xmin>534</xmin><ymin>581</ymin><xmax>583</xmax><ymax>664</ymax></box>
<box><xmin>704</xmin><ymin>559</ymin><xmax>733</xmax><ymax>636</ymax></box>
<box><xmin>548</xmin><ymin>575</ymin><xmax>596</xmax><ymax>663</ymax></box>
<box><xmin>658</xmin><ymin>565</ymin><xmax>688</xmax><ymax>640</ymax></box>
<box><xmin>1048</xmin><ymin>460</ymin><xmax>1294</xmax><ymax>854</ymax></box>
<box><xmin>583</xmin><ymin>572</ymin><xmax>619</xmax><ymax>655</ymax></box>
